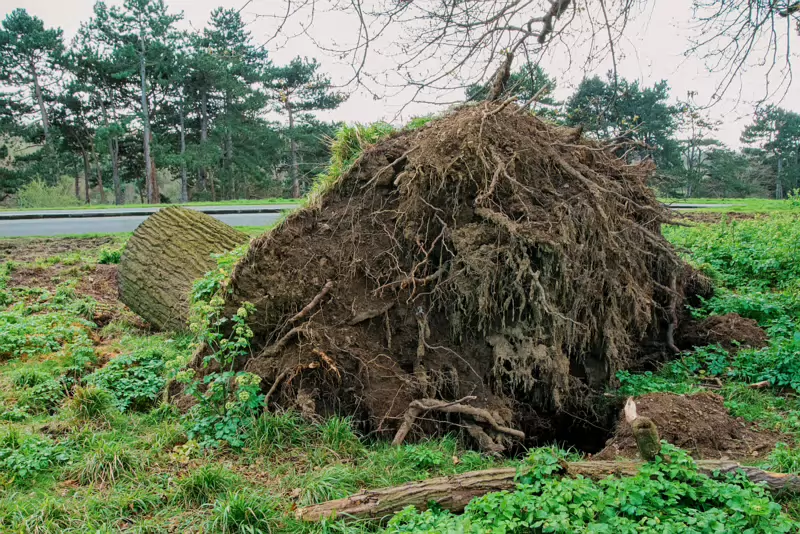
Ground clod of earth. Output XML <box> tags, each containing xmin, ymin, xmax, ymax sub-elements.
<box><xmin>189</xmin><ymin>103</ymin><xmax>714</xmax><ymax>452</ymax></box>
<box><xmin>677</xmin><ymin>313</ymin><xmax>768</xmax><ymax>352</ymax></box>
<box><xmin>118</xmin><ymin>206</ymin><xmax>248</xmax><ymax>331</ymax></box>
<box><xmin>596</xmin><ymin>392</ymin><xmax>780</xmax><ymax>460</ymax></box>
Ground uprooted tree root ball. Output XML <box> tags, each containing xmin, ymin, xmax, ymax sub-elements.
<box><xmin>190</xmin><ymin>102</ymin><xmax>710</xmax><ymax>453</ymax></box>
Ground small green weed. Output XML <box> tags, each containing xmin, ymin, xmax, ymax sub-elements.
<box><xmin>97</xmin><ymin>248</ymin><xmax>123</xmax><ymax>265</ymax></box>
<box><xmin>206</xmin><ymin>491</ymin><xmax>277</xmax><ymax>534</ymax></box>
<box><xmin>71</xmin><ymin>439</ymin><xmax>139</xmax><ymax>485</ymax></box>
<box><xmin>386</xmin><ymin>444</ymin><xmax>798</xmax><ymax>532</ymax></box>
<box><xmin>0</xmin><ymin>428</ymin><xmax>69</xmax><ymax>483</ymax></box>
<box><xmin>11</xmin><ymin>367</ymin><xmax>53</xmax><ymax>388</ymax></box>
<box><xmin>18</xmin><ymin>378</ymin><xmax>68</xmax><ymax>415</ymax></box>
<box><xmin>69</xmin><ymin>386</ymin><xmax>117</xmax><ymax>422</ymax></box>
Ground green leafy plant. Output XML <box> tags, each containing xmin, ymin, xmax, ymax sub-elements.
<box><xmin>172</xmin><ymin>464</ymin><xmax>240</xmax><ymax>506</ymax></box>
<box><xmin>18</xmin><ymin>378</ymin><xmax>68</xmax><ymax>415</ymax></box>
<box><xmin>97</xmin><ymin>248</ymin><xmax>123</xmax><ymax>265</ymax></box>
<box><xmin>85</xmin><ymin>350</ymin><xmax>166</xmax><ymax>412</ymax></box>
<box><xmin>0</xmin><ymin>428</ymin><xmax>69</xmax><ymax>483</ymax></box>
<box><xmin>386</xmin><ymin>444</ymin><xmax>798</xmax><ymax>533</ymax></box>
<box><xmin>179</xmin><ymin>303</ymin><xmax>263</xmax><ymax>449</ymax></box>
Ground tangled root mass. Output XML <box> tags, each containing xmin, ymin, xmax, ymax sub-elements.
<box><xmin>199</xmin><ymin>103</ymin><xmax>705</xmax><ymax>452</ymax></box>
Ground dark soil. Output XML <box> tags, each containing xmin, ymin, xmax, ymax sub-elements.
<box><xmin>192</xmin><ymin>103</ymin><xmax>710</xmax><ymax>452</ymax></box>
<box><xmin>0</xmin><ymin>237</ymin><xmax>114</xmax><ymax>262</ymax></box>
<box><xmin>678</xmin><ymin>313</ymin><xmax>768</xmax><ymax>352</ymax></box>
<box><xmin>595</xmin><ymin>392</ymin><xmax>779</xmax><ymax>460</ymax></box>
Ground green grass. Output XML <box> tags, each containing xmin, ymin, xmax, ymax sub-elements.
<box><xmin>661</xmin><ymin>197</ymin><xmax>800</xmax><ymax>213</ymax></box>
<box><xmin>2</xmin><ymin>210</ymin><xmax>800</xmax><ymax>531</ymax></box>
<box><xmin>0</xmin><ymin>198</ymin><xmax>297</xmax><ymax>212</ymax></box>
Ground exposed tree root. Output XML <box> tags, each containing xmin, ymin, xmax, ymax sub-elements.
<box><xmin>392</xmin><ymin>396</ymin><xmax>524</xmax><ymax>450</ymax></box>
<box><xmin>290</xmin><ymin>280</ymin><xmax>333</xmax><ymax>323</ymax></box>
<box><xmin>348</xmin><ymin>302</ymin><xmax>395</xmax><ymax>326</ymax></box>
<box><xmin>261</xmin><ymin>326</ymin><xmax>306</xmax><ymax>358</ymax></box>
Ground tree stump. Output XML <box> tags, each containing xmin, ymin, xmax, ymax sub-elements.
<box><xmin>118</xmin><ymin>206</ymin><xmax>248</xmax><ymax>331</ymax></box>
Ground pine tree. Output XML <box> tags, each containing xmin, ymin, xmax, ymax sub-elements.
<box><xmin>265</xmin><ymin>57</ymin><xmax>346</xmax><ymax>197</ymax></box>
<box><xmin>0</xmin><ymin>9</ymin><xmax>64</xmax><ymax>148</ymax></box>
<box><xmin>89</xmin><ymin>0</ymin><xmax>182</xmax><ymax>204</ymax></box>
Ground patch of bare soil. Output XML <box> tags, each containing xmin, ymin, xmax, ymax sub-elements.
<box><xmin>678</xmin><ymin>313</ymin><xmax>768</xmax><ymax>352</ymax></box>
<box><xmin>595</xmin><ymin>392</ymin><xmax>779</xmax><ymax>460</ymax></box>
<box><xmin>0</xmin><ymin>236</ymin><xmax>114</xmax><ymax>262</ymax></box>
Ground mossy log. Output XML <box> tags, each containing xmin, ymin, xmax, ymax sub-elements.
<box><xmin>296</xmin><ymin>460</ymin><xmax>800</xmax><ymax>521</ymax></box>
<box><xmin>118</xmin><ymin>206</ymin><xmax>248</xmax><ymax>331</ymax></box>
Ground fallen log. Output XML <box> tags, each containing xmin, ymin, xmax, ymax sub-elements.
<box><xmin>295</xmin><ymin>460</ymin><xmax>800</xmax><ymax>521</ymax></box>
<box><xmin>118</xmin><ymin>206</ymin><xmax>248</xmax><ymax>331</ymax></box>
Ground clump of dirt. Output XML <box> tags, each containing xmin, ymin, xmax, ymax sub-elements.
<box><xmin>595</xmin><ymin>392</ymin><xmax>779</xmax><ymax>460</ymax></box>
<box><xmin>191</xmin><ymin>102</ymin><xmax>711</xmax><ymax>452</ymax></box>
<box><xmin>678</xmin><ymin>313</ymin><xmax>768</xmax><ymax>352</ymax></box>
<box><xmin>0</xmin><ymin>236</ymin><xmax>114</xmax><ymax>263</ymax></box>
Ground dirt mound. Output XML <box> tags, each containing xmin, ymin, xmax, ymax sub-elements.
<box><xmin>192</xmin><ymin>103</ymin><xmax>708</xmax><ymax>451</ymax></box>
<box><xmin>596</xmin><ymin>392</ymin><xmax>778</xmax><ymax>460</ymax></box>
<box><xmin>678</xmin><ymin>313</ymin><xmax>768</xmax><ymax>352</ymax></box>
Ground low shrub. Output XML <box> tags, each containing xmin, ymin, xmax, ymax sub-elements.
<box><xmin>16</xmin><ymin>177</ymin><xmax>81</xmax><ymax>209</ymax></box>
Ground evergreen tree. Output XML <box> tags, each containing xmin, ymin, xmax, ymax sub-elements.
<box><xmin>265</xmin><ymin>57</ymin><xmax>346</xmax><ymax>197</ymax></box>
<box><xmin>89</xmin><ymin>0</ymin><xmax>182</xmax><ymax>204</ymax></box>
<box><xmin>466</xmin><ymin>62</ymin><xmax>560</xmax><ymax>120</ymax></box>
<box><xmin>566</xmin><ymin>74</ymin><xmax>678</xmax><ymax>168</ymax></box>
<box><xmin>741</xmin><ymin>106</ymin><xmax>800</xmax><ymax>198</ymax></box>
<box><xmin>0</xmin><ymin>9</ymin><xmax>64</xmax><ymax>148</ymax></box>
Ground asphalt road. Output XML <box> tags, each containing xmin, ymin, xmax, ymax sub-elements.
<box><xmin>0</xmin><ymin>212</ymin><xmax>286</xmax><ymax>238</ymax></box>
<box><xmin>0</xmin><ymin>204</ymin><xmax>299</xmax><ymax>219</ymax></box>
<box><xmin>0</xmin><ymin>203</ymin><xmax>734</xmax><ymax>238</ymax></box>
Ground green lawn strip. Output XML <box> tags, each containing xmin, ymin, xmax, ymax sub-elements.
<box><xmin>661</xmin><ymin>197</ymin><xmax>800</xmax><ymax>213</ymax></box>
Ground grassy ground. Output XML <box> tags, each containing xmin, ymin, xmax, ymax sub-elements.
<box><xmin>0</xmin><ymin>198</ymin><xmax>297</xmax><ymax>212</ymax></box>
<box><xmin>661</xmin><ymin>197</ymin><xmax>800</xmax><ymax>213</ymax></box>
<box><xmin>1</xmin><ymin>214</ymin><xmax>800</xmax><ymax>532</ymax></box>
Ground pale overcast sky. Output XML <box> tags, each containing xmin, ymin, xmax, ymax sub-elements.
<box><xmin>3</xmin><ymin>0</ymin><xmax>798</xmax><ymax>148</ymax></box>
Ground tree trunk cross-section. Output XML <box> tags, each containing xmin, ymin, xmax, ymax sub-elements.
<box><xmin>296</xmin><ymin>460</ymin><xmax>800</xmax><ymax>521</ymax></box>
<box><xmin>118</xmin><ymin>207</ymin><xmax>248</xmax><ymax>331</ymax></box>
